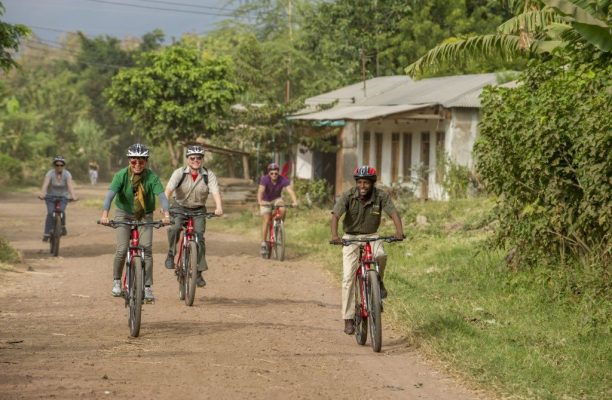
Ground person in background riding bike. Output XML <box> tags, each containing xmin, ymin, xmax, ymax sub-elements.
<box><xmin>99</xmin><ymin>144</ymin><xmax>171</xmax><ymax>301</ymax></box>
<box><xmin>164</xmin><ymin>145</ymin><xmax>223</xmax><ymax>288</ymax></box>
<box><xmin>39</xmin><ymin>156</ymin><xmax>78</xmax><ymax>242</ymax></box>
<box><xmin>330</xmin><ymin>165</ymin><xmax>404</xmax><ymax>335</ymax></box>
<box><xmin>257</xmin><ymin>162</ymin><xmax>298</xmax><ymax>255</ymax></box>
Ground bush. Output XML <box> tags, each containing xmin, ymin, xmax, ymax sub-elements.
<box><xmin>292</xmin><ymin>178</ymin><xmax>334</xmax><ymax>208</ymax></box>
<box><xmin>0</xmin><ymin>236</ymin><xmax>20</xmax><ymax>264</ymax></box>
<box><xmin>475</xmin><ymin>47</ymin><xmax>611</xmax><ymax>286</ymax></box>
<box><xmin>0</xmin><ymin>153</ymin><xmax>22</xmax><ymax>186</ymax></box>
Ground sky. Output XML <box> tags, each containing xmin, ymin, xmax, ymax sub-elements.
<box><xmin>3</xmin><ymin>0</ymin><xmax>245</xmax><ymax>45</ymax></box>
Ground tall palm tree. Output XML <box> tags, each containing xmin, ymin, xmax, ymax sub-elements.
<box><xmin>405</xmin><ymin>0</ymin><xmax>611</xmax><ymax>77</ymax></box>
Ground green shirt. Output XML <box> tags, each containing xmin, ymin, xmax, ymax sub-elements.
<box><xmin>332</xmin><ymin>186</ymin><xmax>397</xmax><ymax>234</ymax></box>
<box><xmin>108</xmin><ymin>167</ymin><xmax>165</xmax><ymax>214</ymax></box>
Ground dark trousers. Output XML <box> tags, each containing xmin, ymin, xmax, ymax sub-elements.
<box><xmin>167</xmin><ymin>205</ymin><xmax>208</xmax><ymax>271</ymax></box>
<box><xmin>44</xmin><ymin>197</ymin><xmax>68</xmax><ymax>234</ymax></box>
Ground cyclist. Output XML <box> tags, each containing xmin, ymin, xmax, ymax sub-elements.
<box><xmin>330</xmin><ymin>165</ymin><xmax>404</xmax><ymax>335</ymax></box>
<box><xmin>164</xmin><ymin>145</ymin><xmax>223</xmax><ymax>288</ymax></box>
<box><xmin>257</xmin><ymin>162</ymin><xmax>298</xmax><ymax>256</ymax></box>
<box><xmin>99</xmin><ymin>144</ymin><xmax>170</xmax><ymax>301</ymax></box>
<box><xmin>39</xmin><ymin>156</ymin><xmax>78</xmax><ymax>242</ymax></box>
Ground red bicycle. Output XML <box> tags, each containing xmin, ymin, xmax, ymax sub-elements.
<box><xmin>98</xmin><ymin>219</ymin><xmax>166</xmax><ymax>337</ymax></box>
<box><xmin>171</xmin><ymin>210</ymin><xmax>218</xmax><ymax>306</ymax></box>
<box><xmin>262</xmin><ymin>204</ymin><xmax>293</xmax><ymax>261</ymax></box>
<box><xmin>41</xmin><ymin>195</ymin><xmax>73</xmax><ymax>257</ymax></box>
<box><xmin>332</xmin><ymin>236</ymin><xmax>403</xmax><ymax>352</ymax></box>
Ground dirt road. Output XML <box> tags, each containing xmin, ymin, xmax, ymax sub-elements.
<box><xmin>0</xmin><ymin>186</ymin><xmax>483</xmax><ymax>399</ymax></box>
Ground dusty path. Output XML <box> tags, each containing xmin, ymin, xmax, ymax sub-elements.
<box><xmin>0</xmin><ymin>185</ymin><xmax>484</xmax><ymax>400</ymax></box>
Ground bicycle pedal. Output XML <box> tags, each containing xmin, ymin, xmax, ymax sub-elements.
<box><xmin>143</xmin><ymin>298</ymin><xmax>155</xmax><ymax>305</ymax></box>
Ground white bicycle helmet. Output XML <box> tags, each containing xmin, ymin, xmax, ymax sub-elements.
<box><xmin>185</xmin><ymin>145</ymin><xmax>204</xmax><ymax>157</ymax></box>
<box><xmin>126</xmin><ymin>143</ymin><xmax>150</xmax><ymax>158</ymax></box>
<box><xmin>53</xmin><ymin>155</ymin><xmax>66</xmax><ymax>165</ymax></box>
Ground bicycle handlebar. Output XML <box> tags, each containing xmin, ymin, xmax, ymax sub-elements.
<box><xmin>329</xmin><ymin>235</ymin><xmax>404</xmax><ymax>246</ymax></box>
<box><xmin>97</xmin><ymin>220</ymin><xmax>168</xmax><ymax>229</ymax></box>
<box><xmin>40</xmin><ymin>195</ymin><xmax>76</xmax><ymax>202</ymax></box>
<box><xmin>261</xmin><ymin>204</ymin><xmax>295</xmax><ymax>210</ymax></box>
<box><xmin>170</xmin><ymin>211</ymin><xmax>219</xmax><ymax>219</ymax></box>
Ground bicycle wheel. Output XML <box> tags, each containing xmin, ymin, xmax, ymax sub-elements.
<box><xmin>184</xmin><ymin>241</ymin><xmax>198</xmax><ymax>306</ymax></box>
<box><xmin>354</xmin><ymin>274</ymin><xmax>367</xmax><ymax>345</ymax></box>
<box><xmin>51</xmin><ymin>214</ymin><xmax>61</xmax><ymax>256</ymax></box>
<box><xmin>177</xmin><ymin>256</ymin><xmax>186</xmax><ymax>301</ymax></box>
<box><xmin>128</xmin><ymin>257</ymin><xmax>144</xmax><ymax>337</ymax></box>
<box><xmin>274</xmin><ymin>220</ymin><xmax>286</xmax><ymax>261</ymax></box>
<box><xmin>367</xmin><ymin>269</ymin><xmax>382</xmax><ymax>352</ymax></box>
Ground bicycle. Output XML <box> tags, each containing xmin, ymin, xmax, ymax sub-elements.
<box><xmin>262</xmin><ymin>204</ymin><xmax>293</xmax><ymax>261</ymax></box>
<box><xmin>170</xmin><ymin>210</ymin><xmax>218</xmax><ymax>306</ymax></box>
<box><xmin>98</xmin><ymin>219</ymin><xmax>166</xmax><ymax>337</ymax></box>
<box><xmin>41</xmin><ymin>195</ymin><xmax>73</xmax><ymax>257</ymax></box>
<box><xmin>331</xmin><ymin>235</ymin><xmax>403</xmax><ymax>352</ymax></box>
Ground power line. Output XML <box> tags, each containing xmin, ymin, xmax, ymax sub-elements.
<box><xmin>86</xmin><ymin>0</ymin><xmax>242</xmax><ymax>18</ymax></box>
<box><xmin>132</xmin><ymin>0</ymin><xmax>237</xmax><ymax>12</ymax></box>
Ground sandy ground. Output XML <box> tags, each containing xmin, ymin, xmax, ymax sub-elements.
<box><xmin>0</xmin><ymin>185</ymin><xmax>486</xmax><ymax>399</ymax></box>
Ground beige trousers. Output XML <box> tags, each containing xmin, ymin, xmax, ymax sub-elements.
<box><xmin>341</xmin><ymin>234</ymin><xmax>385</xmax><ymax>319</ymax></box>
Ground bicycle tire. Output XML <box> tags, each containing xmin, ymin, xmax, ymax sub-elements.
<box><xmin>275</xmin><ymin>221</ymin><xmax>286</xmax><ymax>261</ymax></box>
<box><xmin>128</xmin><ymin>257</ymin><xmax>144</xmax><ymax>337</ymax></box>
<box><xmin>367</xmin><ymin>269</ymin><xmax>382</xmax><ymax>352</ymax></box>
<box><xmin>184</xmin><ymin>241</ymin><xmax>198</xmax><ymax>306</ymax></box>
<box><xmin>354</xmin><ymin>274</ymin><xmax>367</xmax><ymax>345</ymax></box>
<box><xmin>51</xmin><ymin>214</ymin><xmax>61</xmax><ymax>256</ymax></box>
<box><xmin>177</xmin><ymin>256</ymin><xmax>186</xmax><ymax>301</ymax></box>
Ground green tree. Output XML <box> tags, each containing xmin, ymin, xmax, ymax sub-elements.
<box><xmin>0</xmin><ymin>2</ymin><xmax>30</xmax><ymax>71</ymax></box>
<box><xmin>406</xmin><ymin>0</ymin><xmax>611</xmax><ymax>77</ymax></box>
<box><xmin>106</xmin><ymin>45</ymin><xmax>241</xmax><ymax>166</ymax></box>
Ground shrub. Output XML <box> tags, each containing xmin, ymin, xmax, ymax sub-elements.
<box><xmin>0</xmin><ymin>153</ymin><xmax>22</xmax><ymax>185</ymax></box>
<box><xmin>292</xmin><ymin>178</ymin><xmax>334</xmax><ymax>208</ymax></box>
<box><xmin>0</xmin><ymin>237</ymin><xmax>20</xmax><ymax>264</ymax></box>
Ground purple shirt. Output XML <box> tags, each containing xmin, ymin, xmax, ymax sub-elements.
<box><xmin>259</xmin><ymin>175</ymin><xmax>290</xmax><ymax>201</ymax></box>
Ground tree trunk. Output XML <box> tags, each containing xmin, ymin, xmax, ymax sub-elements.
<box><xmin>166</xmin><ymin>138</ymin><xmax>179</xmax><ymax>167</ymax></box>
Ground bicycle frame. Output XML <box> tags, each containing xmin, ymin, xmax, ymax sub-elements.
<box><xmin>123</xmin><ymin>225</ymin><xmax>144</xmax><ymax>304</ymax></box>
<box><xmin>356</xmin><ymin>241</ymin><xmax>377</xmax><ymax>320</ymax></box>
<box><xmin>268</xmin><ymin>207</ymin><xmax>283</xmax><ymax>247</ymax></box>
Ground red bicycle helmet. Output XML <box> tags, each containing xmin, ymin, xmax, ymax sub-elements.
<box><xmin>353</xmin><ymin>165</ymin><xmax>377</xmax><ymax>182</ymax></box>
<box><xmin>267</xmin><ymin>162</ymin><xmax>280</xmax><ymax>171</ymax></box>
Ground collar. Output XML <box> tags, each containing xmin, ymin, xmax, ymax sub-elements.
<box><xmin>181</xmin><ymin>166</ymin><xmax>207</xmax><ymax>175</ymax></box>
<box><xmin>349</xmin><ymin>186</ymin><xmax>375</xmax><ymax>204</ymax></box>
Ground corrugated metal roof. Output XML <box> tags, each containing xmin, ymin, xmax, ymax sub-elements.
<box><xmin>359</xmin><ymin>73</ymin><xmax>497</xmax><ymax>107</ymax></box>
<box><xmin>289</xmin><ymin>104</ymin><xmax>430</xmax><ymax>121</ymax></box>
<box><xmin>304</xmin><ymin>76</ymin><xmax>413</xmax><ymax>107</ymax></box>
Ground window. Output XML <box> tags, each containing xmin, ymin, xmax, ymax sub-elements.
<box><xmin>403</xmin><ymin>133</ymin><xmax>412</xmax><ymax>179</ymax></box>
<box><xmin>391</xmin><ymin>133</ymin><xmax>400</xmax><ymax>181</ymax></box>
<box><xmin>362</xmin><ymin>131</ymin><xmax>370</xmax><ymax>165</ymax></box>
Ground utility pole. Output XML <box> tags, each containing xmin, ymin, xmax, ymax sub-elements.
<box><xmin>285</xmin><ymin>0</ymin><xmax>292</xmax><ymax>103</ymax></box>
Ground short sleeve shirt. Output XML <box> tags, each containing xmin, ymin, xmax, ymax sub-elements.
<box><xmin>165</xmin><ymin>167</ymin><xmax>220</xmax><ymax>208</ymax></box>
<box><xmin>108</xmin><ymin>167</ymin><xmax>165</xmax><ymax>214</ymax></box>
<box><xmin>45</xmin><ymin>169</ymin><xmax>72</xmax><ymax>198</ymax></box>
<box><xmin>259</xmin><ymin>175</ymin><xmax>290</xmax><ymax>202</ymax></box>
<box><xmin>332</xmin><ymin>187</ymin><xmax>397</xmax><ymax>234</ymax></box>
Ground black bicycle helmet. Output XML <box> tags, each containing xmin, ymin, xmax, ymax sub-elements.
<box><xmin>126</xmin><ymin>143</ymin><xmax>150</xmax><ymax>158</ymax></box>
<box><xmin>353</xmin><ymin>165</ymin><xmax>377</xmax><ymax>182</ymax></box>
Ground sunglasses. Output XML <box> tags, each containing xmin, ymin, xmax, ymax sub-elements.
<box><xmin>269</xmin><ymin>172</ymin><xmax>279</xmax><ymax>176</ymax></box>
<box><xmin>130</xmin><ymin>158</ymin><xmax>147</xmax><ymax>166</ymax></box>
<box><xmin>188</xmin><ymin>156</ymin><xmax>203</xmax><ymax>161</ymax></box>
<box><xmin>54</xmin><ymin>163</ymin><xmax>65</xmax><ymax>167</ymax></box>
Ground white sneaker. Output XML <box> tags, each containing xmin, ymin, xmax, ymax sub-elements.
<box><xmin>144</xmin><ymin>286</ymin><xmax>154</xmax><ymax>301</ymax></box>
<box><xmin>111</xmin><ymin>280</ymin><xmax>121</xmax><ymax>297</ymax></box>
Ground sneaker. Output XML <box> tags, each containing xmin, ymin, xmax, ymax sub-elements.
<box><xmin>42</xmin><ymin>234</ymin><xmax>50</xmax><ymax>242</ymax></box>
<box><xmin>260</xmin><ymin>241</ymin><xmax>268</xmax><ymax>256</ymax></box>
<box><xmin>61</xmin><ymin>226</ymin><xmax>67</xmax><ymax>236</ymax></box>
<box><xmin>344</xmin><ymin>319</ymin><xmax>355</xmax><ymax>335</ymax></box>
<box><xmin>165</xmin><ymin>253</ymin><xmax>174</xmax><ymax>269</ymax></box>
<box><xmin>380</xmin><ymin>281</ymin><xmax>388</xmax><ymax>299</ymax></box>
<box><xmin>196</xmin><ymin>272</ymin><xmax>206</xmax><ymax>287</ymax></box>
<box><xmin>144</xmin><ymin>286</ymin><xmax>155</xmax><ymax>301</ymax></box>
<box><xmin>111</xmin><ymin>279</ymin><xmax>122</xmax><ymax>297</ymax></box>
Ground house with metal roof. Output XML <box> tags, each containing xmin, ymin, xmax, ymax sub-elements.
<box><xmin>290</xmin><ymin>73</ymin><xmax>499</xmax><ymax>199</ymax></box>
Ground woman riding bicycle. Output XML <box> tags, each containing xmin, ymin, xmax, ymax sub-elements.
<box><xmin>39</xmin><ymin>156</ymin><xmax>78</xmax><ymax>242</ymax></box>
<box><xmin>163</xmin><ymin>145</ymin><xmax>223</xmax><ymax>288</ymax></box>
<box><xmin>330</xmin><ymin>165</ymin><xmax>404</xmax><ymax>335</ymax></box>
<box><xmin>99</xmin><ymin>144</ymin><xmax>170</xmax><ymax>301</ymax></box>
<box><xmin>257</xmin><ymin>162</ymin><xmax>298</xmax><ymax>256</ymax></box>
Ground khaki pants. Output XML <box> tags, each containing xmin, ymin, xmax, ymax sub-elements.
<box><xmin>113</xmin><ymin>209</ymin><xmax>154</xmax><ymax>286</ymax></box>
<box><xmin>341</xmin><ymin>234</ymin><xmax>385</xmax><ymax>319</ymax></box>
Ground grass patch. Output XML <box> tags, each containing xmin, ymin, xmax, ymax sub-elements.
<box><xmin>0</xmin><ymin>236</ymin><xmax>20</xmax><ymax>264</ymax></box>
<box><xmin>220</xmin><ymin>198</ymin><xmax>610</xmax><ymax>399</ymax></box>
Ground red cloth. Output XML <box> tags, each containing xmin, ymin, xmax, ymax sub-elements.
<box><xmin>281</xmin><ymin>162</ymin><xmax>290</xmax><ymax>178</ymax></box>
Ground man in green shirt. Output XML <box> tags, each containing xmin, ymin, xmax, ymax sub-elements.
<box><xmin>100</xmin><ymin>144</ymin><xmax>171</xmax><ymax>301</ymax></box>
<box><xmin>330</xmin><ymin>165</ymin><xmax>404</xmax><ymax>335</ymax></box>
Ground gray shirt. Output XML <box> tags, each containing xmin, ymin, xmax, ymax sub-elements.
<box><xmin>45</xmin><ymin>169</ymin><xmax>72</xmax><ymax>198</ymax></box>
<box><xmin>165</xmin><ymin>167</ymin><xmax>220</xmax><ymax>208</ymax></box>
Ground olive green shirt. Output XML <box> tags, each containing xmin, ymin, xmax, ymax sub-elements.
<box><xmin>332</xmin><ymin>187</ymin><xmax>397</xmax><ymax>234</ymax></box>
<box><xmin>108</xmin><ymin>167</ymin><xmax>165</xmax><ymax>214</ymax></box>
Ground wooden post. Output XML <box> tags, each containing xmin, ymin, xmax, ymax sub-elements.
<box><xmin>242</xmin><ymin>155</ymin><xmax>250</xmax><ymax>180</ymax></box>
